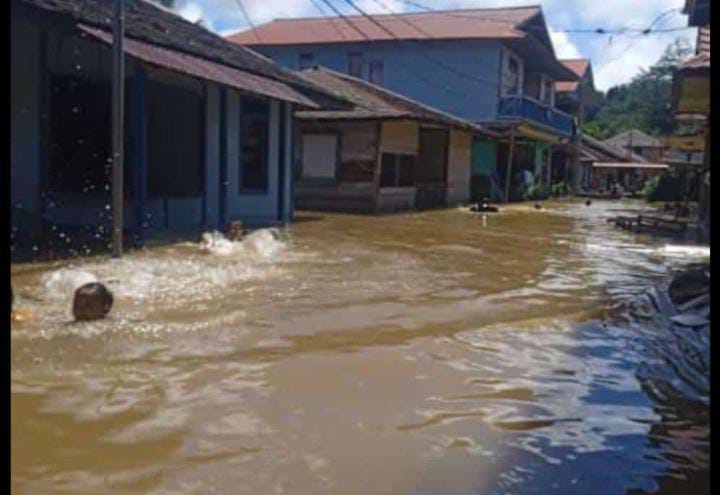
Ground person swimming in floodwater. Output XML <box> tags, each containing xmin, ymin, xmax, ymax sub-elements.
<box><xmin>585</xmin><ymin>200</ymin><xmax>592</xmax><ymax>207</ymax></box>
<box><xmin>470</xmin><ymin>197</ymin><xmax>499</xmax><ymax>213</ymax></box>
<box><xmin>73</xmin><ymin>282</ymin><xmax>113</xmax><ymax>321</ymax></box>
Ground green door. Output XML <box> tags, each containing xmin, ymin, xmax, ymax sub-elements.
<box><xmin>472</xmin><ymin>138</ymin><xmax>497</xmax><ymax>176</ymax></box>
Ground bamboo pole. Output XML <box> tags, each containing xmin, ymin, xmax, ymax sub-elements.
<box><xmin>112</xmin><ymin>0</ymin><xmax>125</xmax><ymax>257</ymax></box>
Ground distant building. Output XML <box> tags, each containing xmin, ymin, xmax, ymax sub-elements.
<box><xmin>11</xmin><ymin>0</ymin><xmax>334</xmax><ymax>254</ymax></box>
<box><xmin>554</xmin><ymin>58</ymin><xmax>600</xmax><ymax>191</ymax></box>
<box><xmin>579</xmin><ymin>135</ymin><xmax>665</xmax><ymax>192</ymax></box>
<box><xmin>228</xmin><ymin>6</ymin><xmax>580</xmax><ymax>202</ymax></box>
<box><xmin>293</xmin><ymin>67</ymin><xmax>497</xmax><ymax>212</ymax></box>
<box><xmin>672</xmin><ymin>0</ymin><xmax>710</xmax><ymax>225</ymax></box>
<box><xmin>603</xmin><ymin>130</ymin><xmax>666</xmax><ymax>162</ymax></box>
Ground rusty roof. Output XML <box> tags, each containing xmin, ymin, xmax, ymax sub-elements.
<box><xmin>295</xmin><ymin>67</ymin><xmax>496</xmax><ymax>136</ymax></box>
<box><xmin>227</xmin><ymin>6</ymin><xmax>541</xmax><ymax>46</ymax></box>
<box><xmin>581</xmin><ymin>134</ymin><xmax>649</xmax><ymax>163</ymax></box>
<box><xmin>555</xmin><ymin>59</ymin><xmax>590</xmax><ymax>93</ymax></box>
<box><xmin>13</xmin><ymin>0</ymin><xmax>326</xmax><ymax>95</ymax></box>
<box><xmin>79</xmin><ymin>25</ymin><xmax>319</xmax><ymax>108</ymax></box>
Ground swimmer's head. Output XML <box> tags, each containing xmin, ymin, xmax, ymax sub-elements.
<box><xmin>73</xmin><ymin>282</ymin><xmax>113</xmax><ymax>321</ymax></box>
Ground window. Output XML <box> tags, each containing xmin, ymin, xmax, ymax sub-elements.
<box><xmin>502</xmin><ymin>51</ymin><xmax>523</xmax><ymax>95</ymax></box>
<box><xmin>540</xmin><ymin>75</ymin><xmax>554</xmax><ymax>105</ymax></box>
<box><xmin>380</xmin><ymin>153</ymin><xmax>415</xmax><ymax>187</ymax></box>
<box><xmin>348</xmin><ymin>52</ymin><xmax>363</xmax><ymax>78</ymax></box>
<box><xmin>299</xmin><ymin>53</ymin><xmax>314</xmax><ymax>70</ymax></box>
<box><xmin>369</xmin><ymin>60</ymin><xmax>384</xmax><ymax>85</ymax></box>
<box><xmin>240</xmin><ymin>98</ymin><xmax>270</xmax><ymax>192</ymax></box>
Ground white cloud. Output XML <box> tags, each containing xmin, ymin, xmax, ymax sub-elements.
<box><xmin>177</xmin><ymin>2</ymin><xmax>206</xmax><ymax>23</ymax></box>
<box><xmin>550</xmin><ymin>29</ymin><xmax>582</xmax><ymax>59</ymax></box>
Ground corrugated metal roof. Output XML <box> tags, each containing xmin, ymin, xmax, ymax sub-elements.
<box><xmin>555</xmin><ymin>59</ymin><xmax>590</xmax><ymax>92</ymax></box>
<box><xmin>604</xmin><ymin>129</ymin><xmax>663</xmax><ymax>149</ymax></box>
<box><xmin>14</xmin><ymin>0</ymin><xmax>326</xmax><ymax>95</ymax></box>
<box><xmin>581</xmin><ymin>134</ymin><xmax>649</xmax><ymax>163</ymax></box>
<box><xmin>79</xmin><ymin>25</ymin><xmax>319</xmax><ymax>108</ymax></box>
<box><xmin>295</xmin><ymin>67</ymin><xmax>496</xmax><ymax>136</ymax></box>
<box><xmin>227</xmin><ymin>7</ymin><xmax>539</xmax><ymax>46</ymax></box>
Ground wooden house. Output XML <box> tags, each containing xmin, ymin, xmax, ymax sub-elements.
<box><xmin>293</xmin><ymin>67</ymin><xmax>497</xmax><ymax>212</ymax></box>
<box><xmin>227</xmin><ymin>6</ymin><xmax>579</xmax><ymax>203</ymax></box>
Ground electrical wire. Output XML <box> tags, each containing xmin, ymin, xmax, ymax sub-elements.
<box><xmin>231</xmin><ymin>0</ymin><xmax>261</xmax><ymax>43</ymax></box>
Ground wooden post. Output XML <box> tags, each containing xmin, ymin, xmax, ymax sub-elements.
<box><xmin>111</xmin><ymin>0</ymin><xmax>125</xmax><ymax>257</ymax></box>
<box><xmin>504</xmin><ymin>127</ymin><xmax>515</xmax><ymax>203</ymax></box>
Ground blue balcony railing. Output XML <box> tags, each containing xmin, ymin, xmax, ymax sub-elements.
<box><xmin>498</xmin><ymin>95</ymin><xmax>574</xmax><ymax>137</ymax></box>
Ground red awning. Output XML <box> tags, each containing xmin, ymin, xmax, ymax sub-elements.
<box><xmin>78</xmin><ymin>24</ymin><xmax>318</xmax><ymax>109</ymax></box>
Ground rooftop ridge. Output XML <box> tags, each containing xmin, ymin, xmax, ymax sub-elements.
<box><xmin>267</xmin><ymin>5</ymin><xmax>541</xmax><ymax>23</ymax></box>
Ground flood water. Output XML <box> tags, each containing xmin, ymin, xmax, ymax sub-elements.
<box><xmin>11</xmin><ymin>199</ymin><xmax>709</xmax><ymax>494</ymax></box>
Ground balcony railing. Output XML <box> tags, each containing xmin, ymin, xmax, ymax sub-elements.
<box><xmin>498</xmin><ymin>95</ymin><xmax>574</xmax><ymax>137</ymax></box>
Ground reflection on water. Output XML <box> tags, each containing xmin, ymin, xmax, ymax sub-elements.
<box><xmin>11</xmin><ymin>199</ymin><xmax>709</xmax><ymax>494</ymax></box>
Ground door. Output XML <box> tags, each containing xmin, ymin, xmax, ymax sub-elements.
<box><xmin>415</xmin><ymin>128</ymin><xmax>448</xmax><ymax>209</ymax></box>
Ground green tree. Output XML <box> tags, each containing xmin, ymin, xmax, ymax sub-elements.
<box><xmin>584</xmin><ymin>38</ymin><xmax>693</xmax><ymax>139</ymax></box>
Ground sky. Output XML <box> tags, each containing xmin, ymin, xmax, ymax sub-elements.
<box><xmin>168</xmin><ymin>0</ymin><xmax>697</xmax><ymax>91</ymax></box>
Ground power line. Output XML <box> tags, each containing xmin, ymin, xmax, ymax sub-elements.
<box><xmin>308</xmin><ymin>0</ymin><xmax>349</xmax><ymax>41</ymax></box>
<box><xmin>312</xmin><ymin>0</ymin><xmax>479</xmax><ymax>99</ymax></box>
<box><xmin>232</xmin><ymin>0</ymin><xmax>261</xmax><ymax>43</ymax></box>
<box><xmin>336</xmin><ymin>0</ymin><xmax>504</xmax><ymax>90</ymax></box>
<box><xmin>395</xmin><ymin>0</ymin><xmax>691</xmax><ymax>36</ymax></box>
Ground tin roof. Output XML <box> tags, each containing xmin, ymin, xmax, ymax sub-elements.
<box><xmin>79</xmin><ymin>25</ymin><xmax>319</xmax><ymax>108</ymax></box>
<box><xmin>228</xmin><ymin>6</ymin><xmax>541</xmax><ymax>45</ymax></box>
<box><xmin>581</xmin><ymin>134</ymin><xmax>649</xmax><ymax>163</ymax></box>
<box><xmin>13</xmin><ymin>0</ymin><xmax>332</xmax><ymax>99</ymax></box>
<box><xmin>295</xmin><ymin>67</ymin><xmax>496</xmax><ymax>136</ymax></box>
<box><xmin>555</xmin><ymin>59</ymin><xmax>590</xmax><ymax>93</ymax></box>
<box><xmin>604</xmin><ymin>129</ymin><xmax>663</xmax><ymax>149</ymax></box>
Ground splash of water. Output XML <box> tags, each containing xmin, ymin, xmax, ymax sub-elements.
<box><xmin>41</xmin><ymin>268</ymin><xmax>98</xmax><ymax>300</ymax></box>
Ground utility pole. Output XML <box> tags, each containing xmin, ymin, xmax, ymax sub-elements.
<box><xmin>112</xmin><ymin>0</ymin><xmax>125</xmax><ymax>257</ymax></box>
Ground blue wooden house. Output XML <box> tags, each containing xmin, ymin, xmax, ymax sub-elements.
<box><xmin>11</xmin><ymin>0</ymin><xmax>339</xmax><ymax>255</ymax></box>
<box><xmin>229</xmin><ymin>5</ymin><xmax>579</xmax><ymax>201</ymax></box>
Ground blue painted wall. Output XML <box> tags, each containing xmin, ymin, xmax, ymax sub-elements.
<box><xmin>11</xmin><ymin>15</ymin><xmax>294</xmax><ymax>253</ymax></box>
<box><xmin>255</xmin><ymin>40</ymin><xmax>503</xmax><ymax>123</ymax></box>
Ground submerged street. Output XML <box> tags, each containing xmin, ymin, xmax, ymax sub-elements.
<box><xmin>11</xmin><ymin>200</ymin><xmax>709</xmax><ymax>494</ymax></box>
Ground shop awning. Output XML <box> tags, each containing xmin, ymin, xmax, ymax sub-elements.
<box><xmin>593</xmin><ymin>162</ymin><xmax>669</xmax><ymax>169</ymax></box>
<box><xmin>78</xmin><ymin>24</ymin><xmax>319</xmax><ymax>109</ymax></box>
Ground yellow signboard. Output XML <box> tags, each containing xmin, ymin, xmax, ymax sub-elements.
<box><xmin>664</xmin><ymin>134</ymin><xmax>706</xmax><ymax>151</ymax></box>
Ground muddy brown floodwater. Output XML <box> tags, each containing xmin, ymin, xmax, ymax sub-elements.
<box><xmin>11</xmin><ymin>199</ymin><xmax>709</xmax><ymax>494</ymax></box>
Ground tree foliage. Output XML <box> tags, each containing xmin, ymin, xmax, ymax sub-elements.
<box><xmin>583</xmin><ymin>39</ymin><xmax>693</xmax><ymax>140</ymax></box>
